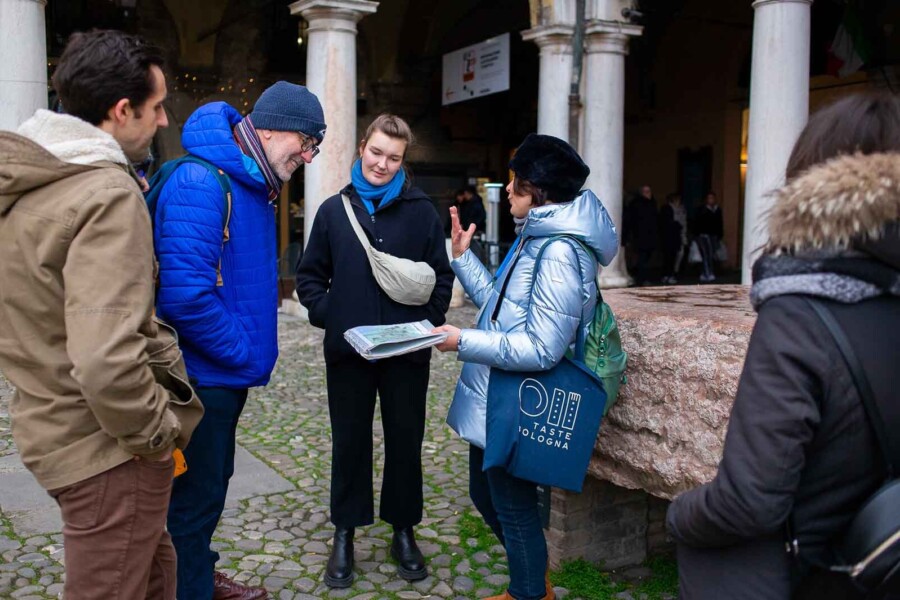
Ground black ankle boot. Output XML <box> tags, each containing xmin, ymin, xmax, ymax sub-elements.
<box><xmin>391</xmin><ymin>526</ymin><xmax>427</xmax><ymax>581</ymax></box>
<box><xmin>324</xmin><ymin>526</ymin><xmax>354</xmax><ymax>588</ymax></box>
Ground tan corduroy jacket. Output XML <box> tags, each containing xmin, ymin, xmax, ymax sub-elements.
<box><xmin>0</xmin><ymin>110</ymin><xmax>204</xmax><ymax>490</ymax></box>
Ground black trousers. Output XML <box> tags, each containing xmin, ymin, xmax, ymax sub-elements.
<box><xmin>325</xmin><ymin>355</ymin><xmax>430</xmax><ymax>529</ymax></box>
<box><xmin>633</xmin><ymin>248</ymin><xmax>655</xmax><ymax>285</ymax></box>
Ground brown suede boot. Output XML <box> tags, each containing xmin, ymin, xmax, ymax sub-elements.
<box><xmin>483</xmin><ymin>587</ymin><xmax>555</xmax><ymax>600</ymax></box>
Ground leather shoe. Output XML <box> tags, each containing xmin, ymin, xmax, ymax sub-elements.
<box><xmin>484</xmin><ymin>589</ymin><xmax>555</xmax><ymax>600</ymax></box>
<box><xmin>213</xmin><ymin>571</ymin><xmax>269</xmax><ymax>599</ymax></box>
<box><xmin>391</xmin><ymin>526</ymin><xmax>428</xmax><ymax>581</ymax></box>
<box><xmin>324</xmin><ymin>526</ymin><xmax>355</xmax><ymax>588</ymax></box>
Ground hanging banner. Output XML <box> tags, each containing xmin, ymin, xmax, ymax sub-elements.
<box><xmin>442</xmin><ymin>33</ymin><xmax>510</xmax><ymax>106</ymax></box>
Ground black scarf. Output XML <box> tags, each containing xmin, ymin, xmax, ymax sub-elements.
<box><xmin>750</xmin><ymin>246</ymin><xmax>900</xmax><ymax>310</ymax></box>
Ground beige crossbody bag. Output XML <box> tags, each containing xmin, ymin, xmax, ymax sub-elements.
<box><xmin>341</xmin><ymin>194</ymin><xmax>436</xmax><ymax>306</ymax></box>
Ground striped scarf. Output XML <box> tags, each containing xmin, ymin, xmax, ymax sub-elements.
<box><xmin>234</xmin><ymin>115</ymin><xmax>281</xmax><ymax>201</ymax></box>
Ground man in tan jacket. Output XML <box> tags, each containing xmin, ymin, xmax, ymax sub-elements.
<box><xmin>0</xmin><ymin>30</ymin><xmax>203</xmax><ymax>599</ymax></box>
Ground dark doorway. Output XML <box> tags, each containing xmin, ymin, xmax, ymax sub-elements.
<box><xmin>677</xmin><ymin>146</ymin><xmax>713</xmax><ymax>218</ymax></box>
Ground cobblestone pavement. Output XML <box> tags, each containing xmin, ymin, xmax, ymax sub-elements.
<box><xmin>0</xmin><ymin>306</ymin><xmax>668</xmax><ymax>599</ymax></box>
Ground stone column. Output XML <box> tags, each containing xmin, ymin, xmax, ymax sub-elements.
<box><xmin>582</xmin><ymin>23</ymin><xmax>641</xmax><ymax>288</ymax></box>
<box><xmin>0</xmin><ymin>0</ymin><xmax>47</xmax><ymax>131</ymax></box>
<box><xmin>742</xmin><ymin>0</ymin><xmax>812</xmax><ymax>283</ymax></box>
<box><xmin>521</xmin><ymin>24</ymin><xmax>575</xmax><ymax>141</ymax></box>
<box><xmin>289</xmin><ymin>0</ymin><xmax>378</xmax><ymax>246</ymax></box>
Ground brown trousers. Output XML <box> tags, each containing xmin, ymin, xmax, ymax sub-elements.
<box><xmin>49</xmin><ymin>455</ymin><xmax>177</xmax><ymax>600</ymax></box>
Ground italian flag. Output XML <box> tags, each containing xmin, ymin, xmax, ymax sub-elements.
<box><xmin>827</xmin><ymin>3</ymin><xmax>871</xmax><ymax>78</ymax></box>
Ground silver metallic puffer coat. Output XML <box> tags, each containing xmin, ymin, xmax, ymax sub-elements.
<box><xmin>446</xmin><ymin>189</ymin><xmax>618</xmax><ymax>448</ymax></box>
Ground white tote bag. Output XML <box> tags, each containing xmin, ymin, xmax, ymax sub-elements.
<box><xmin>687</xmin><ymin>240</ymin><xmax>702</xmax><ymax>264</ymax></box>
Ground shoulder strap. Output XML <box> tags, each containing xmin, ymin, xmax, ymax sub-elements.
<box><xmin>341</xmin><ymin>194</ymin><xmax>373</xmax><ymax>253</ymax></box>
<box><xmin>149</xmin><ymin>155</ymin><xmax>233</xmax><ymax>286</ymax></box>
<box><xmin>805</xmin><ymin>298</ymin><xmax>897</xmax><ymax>477</ymax></box>
<box><xmin>490</xmin><ymin>234</ymin><xmax>591</xmax><ymax>361</ymax></box>
<box><xmin>555</xmin><ymin>235</ymin><xmax>604</xmax><ymax>303</ymax></box>
<box><xmin>148</xmin><ymin>156</ymin><xmax>232</xmax><ymax>231</ymax></box>
<box><xmin>178</xmin><ymin>156</ymin><xmax>232</xmax><ymax>236</ymax></box>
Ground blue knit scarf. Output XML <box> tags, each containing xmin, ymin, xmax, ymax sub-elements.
<box><xmin>350</xmin><ymin>159</ymin><xmax>406</xmax><ymax>215</ymax></box>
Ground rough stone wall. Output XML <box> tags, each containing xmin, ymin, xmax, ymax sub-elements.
<box><xmin>589</xmin><ymin>285</ymin><xmax>756</xmax><ymax>500</ymax></box>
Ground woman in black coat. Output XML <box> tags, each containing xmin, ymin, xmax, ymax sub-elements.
<box><xmin>666</xmin><ymin>93</ymin><xmax>900</xmax><ymax>599</ymax></box>
<box><xmin>296</xmin><ymin>114</ymin><xmax>454</xmax><ymax>588</ymax></box>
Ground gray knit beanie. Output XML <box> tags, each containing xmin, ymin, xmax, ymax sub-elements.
<box><xmin>250</xmin><ymin>81</ymin><xmax>327</xmax><ymax>143</ymax></box>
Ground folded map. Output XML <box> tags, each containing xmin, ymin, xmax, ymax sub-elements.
<box><xmin>344</xmin><ymin>320</ymin><xmax>449</xmax><ymax>360</ymax></box>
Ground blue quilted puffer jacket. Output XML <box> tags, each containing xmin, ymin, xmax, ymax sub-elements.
<box><xmin>154</xmin><ymin>102</ymin><xmax>278</xmax><ymax>388</ymax></box>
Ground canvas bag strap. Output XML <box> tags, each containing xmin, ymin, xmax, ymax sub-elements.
<box><xmin>558</xmin><ymin>235</ymin><xmax>604</xmax><ymax>304</ymax></box>
<box><xmin>492</xmin><ymin>235</ymin><xmax>588</xmax><ymax>362</ymax></box>
<box><xmin>341</xmin><ymin>194</ymin><xmax>374</xmax><ymax>254</ymax></box>
<box><xmin>490</xmin><ymin>238</ymin><xmax>525</xmax><ymax>322</ymax></box>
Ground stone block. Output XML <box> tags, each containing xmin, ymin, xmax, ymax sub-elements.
<box><xmin>590</xmin><ymin>285</ymin><xmax>755</xmax><ymax>499</ymax></box>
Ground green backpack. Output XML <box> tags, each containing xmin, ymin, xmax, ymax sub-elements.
<box><xmin>556</xmin><ymin>236</ymin><xmax>628</xmax><ymax>414</ymax></box>
<box><xmin>584</xmin><ymin>293</ymin><xmax>628</xmax><ymax>414</ymax></box>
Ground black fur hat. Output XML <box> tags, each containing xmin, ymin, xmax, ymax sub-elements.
<box><xmin>509</xmin><ymin>133</ymin><xmax>590</xmax><ymax>202</ymax></box>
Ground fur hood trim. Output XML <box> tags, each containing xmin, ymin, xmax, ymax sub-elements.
<box><xmin>16</xmin><ymin>109</ymin><xmax>128</xmax><ymax>167</ymax></box>
<box><xmin>765</xmin><ymin>152</ymin><xmax>900</xmax><ymax>254</ymax></box>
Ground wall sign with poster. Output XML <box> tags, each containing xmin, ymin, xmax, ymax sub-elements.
<box><xmin>442</xmin><ymin>33</ymin><xmax>510</xmax><ymax>106</ymax></box>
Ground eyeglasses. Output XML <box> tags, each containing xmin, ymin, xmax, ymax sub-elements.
<box><xmin>298</xmin><ymin>132</ymin><xmax>320</xmax><ymax>159</ymax></box>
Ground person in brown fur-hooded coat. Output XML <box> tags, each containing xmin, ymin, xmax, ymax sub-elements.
<box><xmin>666</xmin><ymin>92</ymin><xmax>900</xmax><ymax>600</ymax></box>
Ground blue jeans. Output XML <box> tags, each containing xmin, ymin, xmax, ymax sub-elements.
<box><xmin>470</xmin><ymin>445</ymin><xmax>547</xmax><ymax>600</ymax></box>
<box><xmin>167</xmin><ymin>387</ymin><xmax>247</xmax><ymax>600</ymax></box>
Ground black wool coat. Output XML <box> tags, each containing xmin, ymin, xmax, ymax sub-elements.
<box><xmin>296</xmin><ymin>184</ymin><xmax>454</xmax><ymax>364</ymax></box>
<box><xmin>623</xmin><ymin>195</ymin><xmax>659</xmax><ymax>251</ymax></box>
<box><xmin>666</xmin><ymin>293</ymin><xmax>898</xmax><ymax>599</ymax></box>
<box><xmin>659</xmin><ymin>203</ymin><xmax>684</xmax><ymax>251</ymax></box>
<box><xmin>693</xmin><ymin>204</ymin><xmax>723</xmax><ymax>237</ymax></box>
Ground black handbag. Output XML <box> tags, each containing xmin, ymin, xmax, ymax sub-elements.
<box><xmin>786</xmin><ymin>299</ymin><xmax>900</xmax><ymax>598</ymax></box>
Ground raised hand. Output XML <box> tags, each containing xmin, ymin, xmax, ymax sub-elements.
<box><xmin>449</xmin><ymin>206</ymin><xmax>476</xmax><ymax>259</ymax></box>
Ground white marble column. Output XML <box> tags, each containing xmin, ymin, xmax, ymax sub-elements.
<box><xmin>0</xmin><ymin>0</ymin><xmax>47</xmax><ymax>131</ymax></box>
<box><xmin>742</xmin><ymin>0</ymin><xmax>812</xmax><ymax>283</ymax></box>
<box><xmin>290</xmin><ymin>0</ymin><xmax>378</xmax><ymax>246</ymax></box>
<box><xmin>521</xmin><ymin>24</ymin><xmax>575</xmax><ymax>141</ymax></box>
<box><xmin>583</xmin><ymin>23</ymin><xmax>641</xmax><ymax>288</ymax></box>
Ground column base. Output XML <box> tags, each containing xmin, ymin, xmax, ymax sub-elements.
<box><xmin>599</xmin><ymin>271</ymin><xmax>633</xmax><ymax>289</ymax></box>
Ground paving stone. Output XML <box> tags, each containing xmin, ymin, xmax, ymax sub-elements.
<box><xmin>452</xmin><ymin>575</ymin><xmax>475</xmax><ymax>592</ymax></box>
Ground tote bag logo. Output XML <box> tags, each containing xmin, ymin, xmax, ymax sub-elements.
<box><xmin>517</xmin><ymin>378</ymin><xmax>578</xmax><ymax>450</ymax></box>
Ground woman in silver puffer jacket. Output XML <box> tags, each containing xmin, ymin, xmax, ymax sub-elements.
<box><xmin>433</xmin><ymin>134</ymin><xmax>618</xmax><ymax>600</ymax></box>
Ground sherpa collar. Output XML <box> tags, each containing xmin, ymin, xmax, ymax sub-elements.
<box><xmin>751</xmin><ymin>152</ymin><xmax>900</xmax><ymax>309</ymax></box>
<box><xmin>16</xmin><ymin>109</ymin><xmax>128</xmax><ymax>167</ymax></box>
<box><xmin>764</xmin><ymin>152</ymin><xmax>900</xmax><ymax>254</ymax></box>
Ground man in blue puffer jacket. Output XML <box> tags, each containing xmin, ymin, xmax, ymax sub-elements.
<box><xmin>154</xmin><ymin>82</ymin><xmax>326</xmax><ymax>600</ymax></box>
